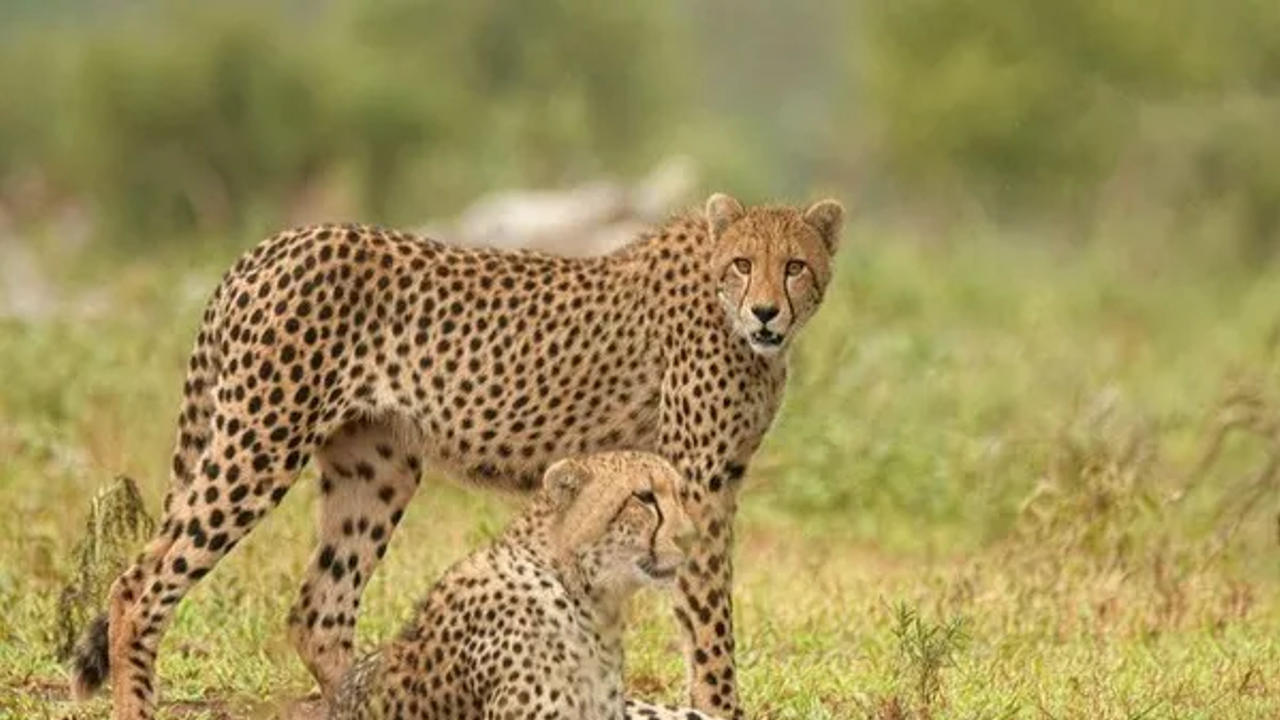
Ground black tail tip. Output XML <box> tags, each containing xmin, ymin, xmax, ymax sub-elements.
<box><xmin>69</xmin><ymin>613</ymin><xmax>109</xmax><ymax>700</ymax></box>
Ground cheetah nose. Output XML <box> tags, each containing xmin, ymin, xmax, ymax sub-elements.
<box><xmin>751</xmin><ymin>305</ymin><xmax>779</xmax><ymax>324</ymax></box>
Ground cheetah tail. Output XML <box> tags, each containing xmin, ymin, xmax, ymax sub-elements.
<box><xmin>69</xmin><ymin>613</ymin><xmax>110</xmax><ymax>700</ymax></box>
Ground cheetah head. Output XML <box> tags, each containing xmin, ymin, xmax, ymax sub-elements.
<box><xmin>706</xmin><ymin>193</ymin><xmax>844</xmax><ymax>357</ymax></box>
<box><xmin>544</xmin><ymin>451</ymin><xmax>695</xmax><ymax>593</ymax></box>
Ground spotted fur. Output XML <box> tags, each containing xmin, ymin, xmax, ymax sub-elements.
<box><xmin>69</xmin><ymin>193</ymin><xmax>843</xmax><ymax>720</ymax></box>
<box><xmin>330</xmin><ymin>451</ymin><xmax>720</xmax><ymax>720</ymax></box>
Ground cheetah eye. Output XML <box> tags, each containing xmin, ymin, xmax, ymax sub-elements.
<box><xmin>732</xmin><ymin>258</ymin><xmax>752</xmax><ymax>275</ymax></box>
<box><xmin>633</xmin><ymin>490</ymin><xmax>657</xmax><ymax>505</ymax></box>
<box><xmin>785</xmin><ymin>260</ymin><xmax>806</xmax><ymax>277</ymax></box>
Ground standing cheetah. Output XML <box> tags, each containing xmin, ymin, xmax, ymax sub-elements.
<box><xmin>331</xmin><ymin>451</ymin><xmax>723</xmax><ymax>720</ymax></box>
<box><xmin>69</xmin><ymin>192</ymin><xmax>844</xmax><ymax>720</ymax></box>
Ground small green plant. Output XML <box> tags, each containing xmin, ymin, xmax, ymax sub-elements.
<box><xmin>889</xmin><ymin>603</ymin><xmax>969</xmax><ymax>718</ymax></box>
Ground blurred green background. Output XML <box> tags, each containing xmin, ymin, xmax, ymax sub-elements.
<box><xmin>1</xmin><ymin>0</ymin><xmax>1275</xmax><ymax>256</ymax></box>
<box><xmin>5</xmin><ymin>3</ymin><xmax>1280</xmax><ymax>716</ymax></box>
<box><xmin>3</xmin><ymin>0</ymin><xmax>1280</xmax><ymax>556</ymax></box>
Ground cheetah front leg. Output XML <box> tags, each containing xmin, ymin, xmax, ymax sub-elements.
<box><xmin>658</xmin><ymin>383</ymin><xmax>759</xmax><ymax>720</ymax></box>
<box><xmin>655</xmin><ymin>351</ymin><xmax>773</xmax><ymax>717</ymax></box>
<box><xmin>668</xmin><ymin>462</ymin><xmax>743</xmax><ymax>720</ymax></box>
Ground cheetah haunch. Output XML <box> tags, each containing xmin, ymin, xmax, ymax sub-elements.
<box><xmin>70</xmin><ymin>192</ymin><xmax>844</xmax><ymax>720</ymax></box>
<box><xmin>332</xmin><ymin>451</ymin><xmax>723</xmax><ymax>720</ymax></box>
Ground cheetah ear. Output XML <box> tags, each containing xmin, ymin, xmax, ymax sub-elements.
<box><xmin>803</xmin><ymin>199</ymin><xmax>844</xmax><ymax>254</ymax></box>
<box><xmin>705</xmin><ymin>193</ymin><xmax>745</xmax><ymax>238</ymax></box>
<box><xmin>543</xmin><ymin>458</ymin><xmax>589</xmax><ymax>511</ymax></box>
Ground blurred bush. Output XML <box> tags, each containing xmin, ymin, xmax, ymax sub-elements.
<box><xmin>856</xmin><ymin>0</ymin><xmax>1280</xmax><ymax>253</ymax></box>
<box><xmin>0</xmin><ymin>0</ymin><xmax>685</xmax><ymax>247</ymax></box>
<box><xmin>3</xmin><ymin>0</ymin><xmax>1280</xmax><ymax>257</ymax></box>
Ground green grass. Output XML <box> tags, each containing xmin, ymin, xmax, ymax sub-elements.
<box><xmin>3</xmin><ymin>225</ymin><xmax>1280</xmax><ymax>718</ymax></box>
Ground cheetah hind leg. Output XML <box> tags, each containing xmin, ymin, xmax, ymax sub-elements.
<box><xmin>288</xmin><ymin>417</ymin><xmax>422</xmax><ymax>698</ymax></box>
<box><xmin>102</xmin><ymin>432</ymin><xmax>307</xmax><ymax>720</ymax></box>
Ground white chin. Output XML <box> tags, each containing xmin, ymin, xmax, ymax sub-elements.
<box><xmin>748</xmin><ymin>340</ymin><xmax>784</xmax><ymax>357</ymax></box>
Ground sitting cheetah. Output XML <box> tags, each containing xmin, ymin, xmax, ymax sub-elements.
<box><xmin>330</xmin><ymin>451</ymin><xmax>722</xmax><ymax>720</ymax></box>
<box><xmin>70</xmin><ymin>192</ymin><xmax>844</xmax><ymax>720</ymax></box>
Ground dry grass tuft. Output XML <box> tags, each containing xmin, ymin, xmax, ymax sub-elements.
<box><xmin>53</xmin><ymin>476</ymin><xmax>154</xmax><ymax>663</ymax></box>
